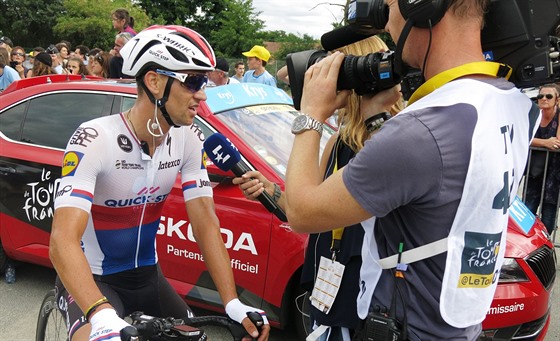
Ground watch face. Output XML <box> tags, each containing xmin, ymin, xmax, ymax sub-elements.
<box><xmin>292</xmin><ymin>115</ymin><xmax>308</xmax><ymax>133</ymax></box>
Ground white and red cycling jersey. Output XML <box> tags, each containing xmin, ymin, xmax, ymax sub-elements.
<box><xmin>54</xmin><ymin>112</ymin><xmax>212</xmax><ymax>276</ymax></box>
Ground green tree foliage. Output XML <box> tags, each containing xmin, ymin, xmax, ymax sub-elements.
<box><xmin>136</xmin><ymin>0</ymin><xmax>227</xmax><ymax>39</ymax></box>
<box><xmin>208</xmin><ymin>0</ymin><xmax>265</xmax><ymax>57</ymax></box>
<box><xmin>55</xmin><ymin>0</ymin><xmax>150</xmax><ymax>51</ymax></box>
<box><xmin>0</xmin><ymin>0</ymin><xmax>65</xmax><ymax>48</ymax></box>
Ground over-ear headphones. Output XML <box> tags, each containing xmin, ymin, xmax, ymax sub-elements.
<box><xmin>398</xmin><ymin>0</ymin><xmax>449</xmax><ymax>28</ymax></box>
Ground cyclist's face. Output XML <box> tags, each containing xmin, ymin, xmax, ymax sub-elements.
<box><xmin>164</xmin><ymin>71</ymin><xmax>208</xmax><ymax>126</ymax></box>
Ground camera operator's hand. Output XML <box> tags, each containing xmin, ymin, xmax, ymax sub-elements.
<box><xmin>300</xmin><ymin>51</ymin><xmax>351</xmax><ymax>122</ymax></box>
<box><xmin>360</xmin><ymin>84</ymin><xmax>402</xmax><ymax>120</ymax></box>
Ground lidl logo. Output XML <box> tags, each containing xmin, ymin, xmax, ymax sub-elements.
<box><xmin>62</xmin><ymin>151</ymin><xmax>84</xmax><ymax>177</ymax></box>
<box><xmin>201</xmin><ymin>149</ymin><xmax>208</xmax><ymax>169</ymax></box>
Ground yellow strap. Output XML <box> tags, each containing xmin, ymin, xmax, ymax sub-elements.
<box><xmin>332</xmin><ymin>138</ymin><xmax>345</xmax><ymax>246</ymax></box>
<box><xmin>408</xmin><ymin>61</ymin><xmax>512</xmax><ymax>105</ymax></box>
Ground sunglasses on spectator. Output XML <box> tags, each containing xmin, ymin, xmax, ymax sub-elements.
<box><xmin>11</xmin><ymin>52</ymin><xmax>25</xmax><ymax>57</ymax></box>
<box><xmin>536</xmin><ymin>94</ymin><xmax>555</xmax><ymax>100</ymax></box>
<box><xmin>94</xmin><ymin>54</ymin><xmax>104</xmax><ymax>64</ymax></box>
<box><xmin>155</xmin><ymin>69</ymin><xmax>208</xmax><ymax>93</ymax></box>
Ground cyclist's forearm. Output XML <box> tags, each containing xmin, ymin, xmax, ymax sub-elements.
<box><xmin>186</xmin><ymin>198</ymin><xmax>238</xmax><ymax>305</ymax></box>
<box><xmin>50</xmin><ymin>208</ymin><xmax>108</xmax><ymax>315</ymax></box>
<box><xmin>198</xmin><ymin>230</ymin><xmax>238</xmax><ymax>305</ymax></box>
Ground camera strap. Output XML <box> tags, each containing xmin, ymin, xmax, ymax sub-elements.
<box><xmin>407</xmin><ymin>61</ymin><xmax>512</xmax><ymax>105</ymax></box>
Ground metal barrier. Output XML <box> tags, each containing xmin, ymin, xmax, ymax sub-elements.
<box><xmin>521</xmin><ymin>147</ymin><xmax>559</xmax><ymax>247</ymax></box>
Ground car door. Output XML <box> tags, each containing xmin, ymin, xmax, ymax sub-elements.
<box><xmin>0</xmin><ymin>91</ymin><xmax>113</xmax><ymax>266</ymax></box>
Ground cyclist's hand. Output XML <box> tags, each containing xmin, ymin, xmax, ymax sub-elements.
<box><xmin>89</xmin><ymin>308</ymin><xmax>130</xmax><ymax>341</ymax></box>
<box><xmin>226</xmin><ymin>298</ymin><xmax>270</xmax><ymax>340</ymax></box>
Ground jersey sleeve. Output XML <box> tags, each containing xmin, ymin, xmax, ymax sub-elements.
<box><xmin>180</xmin><ymin>124</ymin><xmax>213</xmax><ymax>202</ymax></box>
<box><xmin>54</xmin><ymin>121</ymin><xmax>108</xmax><ymax>212</ymax></box>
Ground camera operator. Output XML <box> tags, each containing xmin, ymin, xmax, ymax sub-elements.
<box><xmin>285</xmin><ymin>1</ymin><xmax>540</xmax><ymax>340</ymax></box>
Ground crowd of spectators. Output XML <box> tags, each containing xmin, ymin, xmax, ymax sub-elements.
<box><xmin>0</xmin><ymin>8</ymin><xmax>140</xmax><ymax>92</ymax></box>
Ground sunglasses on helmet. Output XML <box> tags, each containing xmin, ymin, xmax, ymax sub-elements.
<box><xmin>536</xmin><ymin>94</ymin><xmax>554</xmax><ymax>100</ymax></box>
<box><xmin>155</xmin><ymin>69</ymin><xmax>208</xmax><ymax>93</ymax></box>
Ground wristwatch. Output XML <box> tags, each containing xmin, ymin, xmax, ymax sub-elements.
<box><xmin>291</xmin><ymin>114</ymin><xmax>324</xmax><ymax>136</ymax></box>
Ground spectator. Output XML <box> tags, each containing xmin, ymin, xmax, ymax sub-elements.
<box><xmin>235</xmin><ymin>36</ymin><xmax>402</xmax><ymax>341</ymax></box>
<box><xmin>46</xmin><ymin>44</ymin><xmax>65</xmax><ymax>74</ymax></box>
<box><xmin>242</xmin><ymin>45</ymin><xmax>276</xmax><ymax>87</ymax></box>
<box><xmin>0</xmin><ymin>36</ymin><xmax>13</xmax><ymax>56</ymax></box>
<box><xmin>90</xmin><ymin>51</ymin><xmax>112</xmax><ymax>78</ymax></box>
<box><xmin>25</xmin><ymin>47</ymin><xmax>45</xmax><ymax>77</ymax></box>
<box><xmin>66</xmin><ymin>56</ymin><xmax>90</xmax><ymax>76</ymax></box>
<box><xmin>10</xmin><ymin>45</ymin><xmax>29</xmax><ymax>79</ymax></box>
<box><xmin>30</xmin><ymin>52</ymin><xmax>57</xmax><ymax>77</ymax></box>
<box><xmin>109</xmin><ymin>32</ymin><xmax>134</xmax><ymax>79</ymax></box>
<box><xmin>56</xmin><ymin>42</ymin><xmax>70</xmax><ymax>68</ymax></box>
<box><xmin>75</xmin><ymin>45</ymin><xmax>90</xmax><ymax>65</ymax></box>
<box><xmin>232</xmin><ymin>61</ymin><xmax>245</xmax><ymax>82</ymax></box>
<box><xmin>208</xmin><ymin>57</ymin><xmax>239</xmax><ymax>86</ymax></box>
<box><xmin>0</xmin><ymin>47</ymin><xmax>21</xmax><ymax>92</ymax></box>
<box><xmin>524</xmin><ymin>83</ymin><xmax>559</xmax><ymax>234</ymax></box>
<box><xmin>112</xmin><ymin>8</ymin><xmax>137</xmax><ymax>36</ymax></box>
<box><xmin>87</xmin><ymin>48</ymin><xmax>102</xmax><ymax>74</ymax></box>
<box><xmin>284</xmin><ymin>1</ymin><xmax>539</xmax><ymax>340</ymax></box>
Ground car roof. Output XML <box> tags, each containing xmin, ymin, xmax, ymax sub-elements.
<box><xmin>1</xmin><ymin>75</ymin><xmax>138</xmax><ymax>97</ymax></box>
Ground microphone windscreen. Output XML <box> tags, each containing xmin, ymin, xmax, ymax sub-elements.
<box><xmin>321</xmin><ymin>25</ymin><xmax>380</xmax><ymax>51</ymax></box>
<box><xmin>203</xmin><ymin>133</ymin><xmax>241</xmax><ymax>172</ymax></box>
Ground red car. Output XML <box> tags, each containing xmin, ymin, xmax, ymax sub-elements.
<box><xmin>0</xmin><ymin>76</ymin><xmax>556</xmax><ymax>340</ymax></box>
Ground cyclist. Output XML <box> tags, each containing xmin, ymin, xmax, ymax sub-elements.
<box><xmin>49</xmin><ymin>25</ymin><xmax>269</xmax><ymax>341</ymax></box>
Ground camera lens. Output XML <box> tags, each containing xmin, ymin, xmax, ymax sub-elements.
<box><xmin>337</xmin><ymin>52</ymin><xmax>400</xmax><ymax>95</ymax></box>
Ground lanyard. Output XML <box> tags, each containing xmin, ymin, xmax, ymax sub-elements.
<box><xmin>408</xmin><ymin>61</ymin><xmax>512</xmax><ymax>105</ymax></box>
<box><xmin>331</xmin><ymin>138</ymin><xmax>345</xmax><ymax>259</ymax></box>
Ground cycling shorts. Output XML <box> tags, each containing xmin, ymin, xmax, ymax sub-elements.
<box><xmin>55</xmin><ymin>264</ymin><xmax>193</xmax><ymax>339</ymax></box>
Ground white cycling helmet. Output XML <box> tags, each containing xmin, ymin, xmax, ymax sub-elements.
<box><xmin>121</xmin><ymin>25</ymin><xmax>216</xmax><ymax>77</ymax></box>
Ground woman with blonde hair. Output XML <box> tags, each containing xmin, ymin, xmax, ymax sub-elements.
<box><xmin>234</xmin><ymin>35</ymin><xmax>403</xmax><ymax>340</ymax></box>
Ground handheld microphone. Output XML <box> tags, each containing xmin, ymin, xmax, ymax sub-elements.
<box><xmin>203</xmin><ymin>133</ymin><xmax>287</xmax><ymax>222</ymax></box>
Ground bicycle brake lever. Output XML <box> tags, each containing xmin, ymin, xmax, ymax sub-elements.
<box><xmin>120</xmin><ymin>325</ymin><xmax>139</xmax><ymax>341</ymax></box>
<box><xmin>246</xmin><ymin>311</ymin><xmax>264</xmax><ymax>328</ymax></box>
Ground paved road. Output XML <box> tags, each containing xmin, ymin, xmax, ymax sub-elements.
<box><xmin>0</xmin><ymin>263</ymin><xmax>297</xmax><ymax>340</ymax></box>
<box><xmin>1</xmin><ymin>251</ymin><xmax>558</xmax><ymax>341</ymax></box>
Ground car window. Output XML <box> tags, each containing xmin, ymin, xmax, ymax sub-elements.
<box><xmin>21</xmin><ymin>93</ymin><xmax>109</xmax><ymax>149</ymax></box>
<box><xmin>120</xmin><ymin>97</ymin><xmax>135</xmax><ymax>113</ymax></box>
<box><xmin>0</xmin><ymin>101</ymin><xmax>27</xmax><ymax>140</ymax></box>
<box><xmin>215</xmin><ymin>104</ymin><xmax>334</xmax><ymax>178</ymax></box>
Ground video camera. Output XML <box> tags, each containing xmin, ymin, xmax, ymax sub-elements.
<box><xmin>286</xmin><ymin>0</ymin><xmax>560</xmax><ymax>110</ymax></box>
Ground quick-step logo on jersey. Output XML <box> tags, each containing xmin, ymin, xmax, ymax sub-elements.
<box><xmin>62</xmin><ymin>151</ymin><xmax>84</xmax><ymax>177</ymax></box>
<box><xmin>458</xmin><ymin>231</ymin><xmax>501</xmax><ymax>288</ymax></box>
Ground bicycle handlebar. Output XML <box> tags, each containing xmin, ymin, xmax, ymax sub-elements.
<box><xmin>120</xmin><ymin>311</ymin><xmax>250</xmax><ymax>341</ymax></box>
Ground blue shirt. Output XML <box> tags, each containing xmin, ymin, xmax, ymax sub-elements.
<box><xmin>0</xmin><ymin>66</ymin><xmax>21</xmax><ymax>92</ymax></box>
<box><xmin>242</xmin><ymin>69</ymin><xmax>277</xmax><ymax>87</ymax></box>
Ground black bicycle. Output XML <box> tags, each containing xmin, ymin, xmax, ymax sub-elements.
<box><xmin>36</xmin><ymin>289</ymin><xmax>260</xmax><ymax>341</ymax></box>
